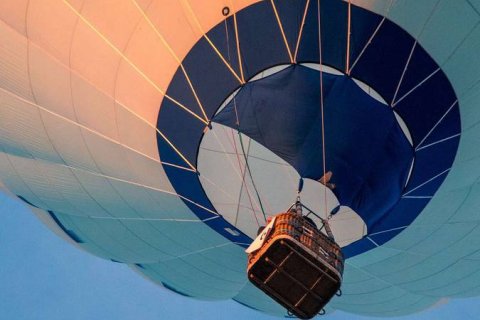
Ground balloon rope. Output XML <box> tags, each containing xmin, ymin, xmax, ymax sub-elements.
<box><xmin>230</xmin><ymin>130</ymin><xmax>260</xmax><ymax>226</ymax></box>
<box><xmin>224</xmin><ymin>16</ymin><xmax>267</xmax><ymax>223</ymax></box>
<box><xmin>223</xmin><ymin>16</ymin><xmax>254</xmax><ymax>222</ymax></box>
<box><xmin>223</xmin><ymin>19</ymin><xmax>241</xmax><ymax>126</ymax></box>
<box><xmin>227</xmin><ymin>0</ymin><xmax>246</xmax><ymax>83</ymax></box>
<box><xmin>293</xmin><ymin>0</ymin><xmax>311</xmax><ymax>63</ymax></box>
<box><xmin>318</xmin><ymin>0</ymin><xmax>328</xmax><ymax>219</ymax></box>
<box><xmin>270</xmin><ymin>0</ymin><xmax>294</xmax><ymax>63</ymax></box>
<box><xmin>346</xmin><ymin>0</ymin><xmax>352</xmax><ymax>75</ymax></box>
<box><xmin>348</xmin><ymin>0</ymin><xmax>395</xmax><ymax>74</ymax></box>
<box><xmin>238</xmin><ymin>132</ymin><xmax>267</xmax><ymax>222</ymax></box>
<box><xmin>209</xmin><ymin>128</ymin><xmax>264</xmax><ymax>215</ymax></box>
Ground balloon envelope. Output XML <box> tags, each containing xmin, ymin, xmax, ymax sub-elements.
<box><xmin>0</xmin><ymin>0</ymin><xmax>479</xmax><ymax>317</ymax></box>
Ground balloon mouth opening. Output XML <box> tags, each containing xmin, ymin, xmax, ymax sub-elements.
<box><xmin>196</xmin><ymin>63</ymin><xmax>414</xmax><ymax>245</ymax></box>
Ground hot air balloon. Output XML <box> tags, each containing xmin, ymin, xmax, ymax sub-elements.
<box><xmin>0</xmin><ymin>0</ymin><xmax>479</xmax><ymax>317</ymax></box>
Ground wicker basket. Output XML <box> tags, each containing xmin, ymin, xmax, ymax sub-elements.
<box><xmin>247</xmin><ymin>212</ymin><xmax>344</xmax><ymax>319</ymax></box>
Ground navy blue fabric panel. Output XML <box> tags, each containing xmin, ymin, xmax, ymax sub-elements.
<box><xmin>300</xmin><ymin>74</ymin><xmax>413</xmax><ymax>228</ymax></box>
<box><xmin>182</xmin><ymin>37</ymin><xmax>241</xmax><ymax>118</ymax></box>
<box><xmin>273</xmin><ymin>0</ymin><xmax>306</xmax><ymax>57</ymax></box>
<box><xmin>214</xmin><ymin>65</ymin><xmax>413</xmax><ymax>232</ymax></box>
<box><xmin>394</xmin><ymin>45</ymin><xmax>439</xmax><ymax>101</ymax></box>
<box><xmin>368</xmin><ymin>198</ymin><xmax>430</xmax><ymax>239</ymax></box>
<box><xmin>294</xmin><ymin>0</ymin><xmax>319</xmax><ymax>63</ymax></box>
<box><xmin>404</xmin><ymin>139</ymin><xmax>459</xmax><ymax>196</ymax></box>
<box><xmin>349</xmin><ymin>19</ymin><xmax>415</xmax><ymax>103</ymax></box>
<box><xmin>419</xmin><ymin>106</ymin><xmax>461</xmax><ymax>148</ymax></box>
<box><xmin>349</xmin><ymin>4</ymin><xmax>383</xmax><ymax>70</ymax></box>
<box><xmin>342</xmin><ymin>237</ymin><xmax>376</xmax><ymax>258</ymax></box>
<box><xmin>157</xmin><ymin>100</ymin><xmax>205</xmax><ymax>166</ymax></box>
<box><xmin>319</xmin><ymin>0</ymin><xmax>348</xmax><ymax>69</ymax></box>
<box><xmin>394</xmin><ymin>73</ymin><xmax>458</xmax><ymax>147</ymax></box>
<box><xmin>235</xmin><ymin>1</ymin><xmax>291</xmax><ymax>80</ymax></box>
<box><xmin>207</xmin><ymin>17</ymin><xmax>243</xmax><ymax>80</ymax></box>
<box><xmin>215</xmin><ymin>65</ymin><xmax>330</xmax><ymax>165</ymax></box>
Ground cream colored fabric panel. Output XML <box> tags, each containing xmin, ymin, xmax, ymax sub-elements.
<box><xmin>0</xmin><ymin>21</ymin><xmax>34</xmax><ymax>102</ymax></box>
<box><xmin>0</xmin><ymin>88</ymin><xmax>63</xmax><ymax>164</ymax></box>
<box><xmin>69</xmin><ymin>19</ymin><xmax>121</xmax><ymax>96</ymax></box>
<box><xmin>27</xmin><ymin>0</ymin><xmax>80</xmax><ymax>64</ymax></box>
<box><xmin>0</xmin><ymin>0</ymin><xmax>28</xmax><ymax>36</ymax></box>
<box><xmin>70</xmin><ymin>72</ymin><xmax>119</xmax><ymax>140</ymax></box>
<box><xmin>145</xmin><ymin>0</ymin><xmax>203</xmax><ymax>58</ymax></box>
<box><xmin>80</xmin><ymin>0</ymin><xmax>142</xmax><ymax>51</ymax></box>
<box><xmin>113</xmin><ymin>60</ymin><xmax>162</xmax><ymax>164</ymax></box>
<box><xmin>119</xmin><ymin>18</ymin><xmax>179</xmax><ymax>122</ymax></box>
<box><xmin>183</xmin><ymin>0</ymin><xmax>259</xmax><ymax>36</ymax></box>
<box><xmin>115</xmin><ymin>102</ymin><xmax>162</xmax><ymax>167</ymax></box>
<box><xmin>0</xmin><ymin>0</ymin><xmax>29</xmax><ymax>35</ymax></box>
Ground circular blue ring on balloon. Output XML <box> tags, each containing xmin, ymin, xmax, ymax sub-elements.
<box><xmin>156</xmin><ymin>0</ymin><xmax>460</xmax><ymax>257</ymax></box>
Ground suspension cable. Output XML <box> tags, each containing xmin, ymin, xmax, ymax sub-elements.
<box><xmin>317</xmin><ymin>0</ymin><xmax>328</xmax><ymax>219</ymax></box>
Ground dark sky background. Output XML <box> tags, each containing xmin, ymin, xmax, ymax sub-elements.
<box><xmin>1</xmin><ymin>191</ymin><xmax>478</xmax><ymax>320</ymax></box>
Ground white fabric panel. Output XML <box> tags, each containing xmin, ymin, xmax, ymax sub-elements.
<box><xmin>0</xmin><ymin>21</ymin><xmax>34</xmax><ymax>102</ymax></box>
<box><xmin>443</xmin><ymin>24</ymin><xmax>480</xmax><ymax>98</ymax></box>
<box><xmin>0</xmin><ymin>152</ymin><xmax>48</xmax><ymax>208</ymax></box>
<box><xmin>55</xmin><ymin>211</ymin><xmax>170</xmax><ymax>263</ymax></box>
<box><xmin>233</xmin><ymin>282</ymin><xmax>288</xmax><ymax>316</ymax></box>
<box><xmin>459</xmin><ymin>81</ymin><xmax>480</xmax><ymax>131</ymax></box>
<box><xmin>420</xmin><ymin>1</ymin><xmax>479</xmax><ymax>67</ymax></box>
<box><xmin>30</xmin><ymin>206</ymin><xmax>82</xmax><ymax>247</ymax></box>
<box><xmin>32</xmin><ymin>162</ymin><xmax>109</xmax><ymax>216</ymax></box>
<box><xmin>40</xmin><ymin>110</ymin><xmax>99</xmax><ymax>171</ymax></box>
<box><xmin>138</xmin><ymin>260</ymin><xmax>243</xmax><ymax>299</ymax></box>
<box><xmin>80</xmin><ymin>127</ymin><xmax>138</xmax><ymax>182</ymax></box>
<box><xmin>0</xmin><ymin>89</ymin><xmax>63</xmax><ymax>164</ymax></box>
<box><xmin>106</xmin><ymin>181</ymin><xmax>195</xmax><ymax>220</ymax></box>
<box><xmin>179</xmin><ymin>252</ymin><xmax>246</xmax><ymax>286</ymax></box>
<box><xmin>4</xmin><ymin>154</ymin><xmax>78</xmax><ymax>213</ymax></box>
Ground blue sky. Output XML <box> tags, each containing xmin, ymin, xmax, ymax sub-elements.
<box><xmin>0</xmin><ymin>191</ymin><xmax>478</xmax><ymax>320</ymax></box>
